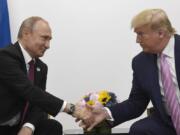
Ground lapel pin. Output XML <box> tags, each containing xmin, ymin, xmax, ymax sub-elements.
<box><xmin>36</xmin><ymin>67</ymin><xmax>41</xmax><ymax>72</ymax></box>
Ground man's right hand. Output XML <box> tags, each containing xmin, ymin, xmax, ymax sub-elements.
<box><xmin>17</xmin><ymin>126</ymin><xmax>33</xmax><ymax>135</ymax></box>
<box><xmin>77</xmin><ymin>104</ymin><xmax>110</xmax><ymax>131</ymax></box>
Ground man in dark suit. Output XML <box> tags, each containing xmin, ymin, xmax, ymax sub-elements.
<box><xmin>79</xmin><ymin>9</ymin><xmax>180</xmax><ymax>135</ymax></box>
<box><xmin>0</xmin><ymin>16</ymin><xmax>78</xmax><ymax>135</ymax></box>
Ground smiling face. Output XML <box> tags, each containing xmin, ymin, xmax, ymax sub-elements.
<box><xmin>134</xmin><ymin>25</ymin><xmax>166</xmax><ymax>54</ymax></box>
<box><xmin>21</xmin><ymin>20</ymin><xmax>52</xmax><ymax>58</ymax></box>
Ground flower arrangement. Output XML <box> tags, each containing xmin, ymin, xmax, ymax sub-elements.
<box><xmin>77</xmin><ymin>90</ymin><xmax>118</xmax><ymax>134</ymax></box>
<box><xmin>82</xmin><ymin>90</ymin><xmax>118</xmax><ymax>108</ymax></box>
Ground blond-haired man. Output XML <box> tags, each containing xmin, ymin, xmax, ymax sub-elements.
<box><xmin>80</xmin><ymin>9</ymin><xmax>179</xmax><ymax>135</ymax></box>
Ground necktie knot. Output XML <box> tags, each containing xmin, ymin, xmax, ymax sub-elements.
<box><xmin>160</xmin><ymin>53</ymin><xmax>166</xmax><ymax>61</ymax></box>
<box><xmin>28</xmin><ymin>59</ymin><xmax>35</xmax><ymax>66</ymax></box>
<box><xmin>160</xmin><ymin>53</ymin><xmax>170</xmax><ymax>70</ymax></box>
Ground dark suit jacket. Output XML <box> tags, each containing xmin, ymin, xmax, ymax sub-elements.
<box><xmin>0</xmin><ymin>42</ymin><xmax>64</xmax><ymax>125</ymax></box>
<box><xmin>110</xmin><ymin>34</ymin><xmax>180</xmax><ymax>127</ymax></box>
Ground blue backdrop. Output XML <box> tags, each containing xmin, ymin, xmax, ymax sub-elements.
<box><xmin>0</xmin><ymin>0</ymin><xmax>11</xmax><ymax>48</ymax></box>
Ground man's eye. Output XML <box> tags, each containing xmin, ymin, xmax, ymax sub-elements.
<box><xmin>138</xmin><ymin>32</ymin><xmax>143</xmax><ymax>36</ymax></box>
<box><xmin>41</xmin><ymin>36</ymin><xmax>51</xmax><ymax>41</ymax></box>
<box><xmin>41</xmin><ymin>37</ymin><xmax>46</xmax><ymax>40</ymax></box>
<box><xmin>137</xmin><ymin>32</ymin><xmax>145</xmax><ymax>38</ymax></box>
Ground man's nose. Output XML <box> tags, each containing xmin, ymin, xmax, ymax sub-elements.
<box><xmin>45</xmin><ymin>41</ymin><xmax>50</xmax><ymax>49</ymax></box>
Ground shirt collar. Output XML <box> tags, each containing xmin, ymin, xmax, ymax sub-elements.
<box><xmin>161</xmin><ymin>36</ymin><xmax>174</xmax><ymax>58</ymax></box>
<box><xmin>18</xmin><ymin>42</ymin><xmax>34</xmax><ymax>64</ymax></box>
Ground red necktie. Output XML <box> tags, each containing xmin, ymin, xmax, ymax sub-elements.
<box><xmin>20</xmin><ymin>60</ymin><xmax>35</xmax><ymax>125</ymax></box>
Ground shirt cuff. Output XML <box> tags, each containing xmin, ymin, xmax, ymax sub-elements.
<box><xmin>60</xmin><ymin>101</ymin><xmax>67</xmax><ymax>112</ymax></box>
<box><xmin>104</xmin><ymin>107</ymin><xmax>114</xmax><ymax>121</ymax></box>
<box><xmin>23</xmin><ymin>123</ymin><xmax>35</xmax><ymax>133</ymax></box>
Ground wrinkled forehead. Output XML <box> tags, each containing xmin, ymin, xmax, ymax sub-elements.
<box><xmin>32</xmin><ymin>20</ymin><xmax>52</xmax><ymax>38</ymax></box>
<box><xmin>33</xmin><ymin>20</ymin><xmax>51</xmax><ymax>32</ymax></box>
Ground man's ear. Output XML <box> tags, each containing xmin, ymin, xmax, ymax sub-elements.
<box><xmin>158</xmin><ymin>29</ymin><xmax>165</xmax><ymax>38</ymax></box>
<box><xmin>22</xmin><ymin>28</ymin><xmax>31</xmax><ymax>39</ymax></box>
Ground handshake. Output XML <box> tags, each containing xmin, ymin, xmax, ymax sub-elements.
<box><xmin>65</xmin><ymin>102</ymin><xmax>109</xmax><ymax>131</ymax></box>
<box><xmin>64</xmin><ymin>90</ymin><xmax>118</xmax><ymax>131</ymax></box>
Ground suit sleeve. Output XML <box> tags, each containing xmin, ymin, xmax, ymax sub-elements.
<box><xmin>109</xmin><ymin>58</ymin><xmax>150</xmax><ymax>127</ymax></box>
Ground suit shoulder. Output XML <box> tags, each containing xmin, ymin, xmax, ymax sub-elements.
<box><xmin>133</xmin><ymin>51</ymin><xmax>145</xmax><ymax>62</ymax></box>
<box><xmin>132</xmin><ymin>51</ymin><xmax>156</xmax><ymax>69</ymax></box>
<box><xmin>133</xmin><ymin>51</ymin><xmax>154</xmax><ymax>62</ymax></box>
<box><xmin>0</xmin><ymin>44</ymin><xmax>22</xmax><ymax>60</ymax></box>
<box><xmin>0</xmin><ymin>44</ymin><xmax>15</xmax><ymax>53</ymax></box>
<box><xmin>175</xmin><ymin>34</ymin><xmax>180</xmax><ymax>42</ymax></box>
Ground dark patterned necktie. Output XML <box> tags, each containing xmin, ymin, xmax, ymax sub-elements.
<box><xmin>160</xmin><ymin>54</ymin><xmax>180</xmax><ymax>135</ymax></box>
<box><xmin>20</xmin><ymin>60</ymin><xmax>35</xmax><ymax>125</ymax></box>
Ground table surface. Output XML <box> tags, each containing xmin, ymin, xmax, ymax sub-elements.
<box><xmin>64</xmin><ymin>128</ymin><xmax>129</xmax><ymax>135</ymax></box>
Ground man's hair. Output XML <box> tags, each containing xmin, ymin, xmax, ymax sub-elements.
<box><xmin>18</xmin><ymin>16</ymin><xmax>47</xmax><ymax>39</ymax></box>
<box><xmin>131</xmin><ymin>9</ymin><xmax>176</xmax><ymax>35</ymax></box>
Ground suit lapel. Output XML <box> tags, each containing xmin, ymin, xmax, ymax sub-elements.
<box><xmin>34</xmin><ymin>59</ymin><xmax>42</xmax><ymax>86</ymax></box>
<box><xmin>149</xmin><ymin>55</ymin><xmax>163</xmax><ymax>102</ymax></box>
<box><xmin>144</xmin><ymin>54</ymin><xmax>168</xmax><ymax>115</ymax></box>
<box><xmin>14</xmin><ymin>42</ymin><xmax>42</xmax><ymax>85</ymax></box>
<box><xmin>13</xmin><ymin>42</ymin><xmax>27</xmax><ymax>74</ymax></box>
<box><xmin>174</xmin><ymin>34</ymin><xmax>180</xmax><ymax>90</ymax></box>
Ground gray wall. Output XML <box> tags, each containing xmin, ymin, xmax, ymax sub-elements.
<box><xmin>8</xmin><ymin>0</ymin><xmax>180</xmax><ymax>130</ymax></box>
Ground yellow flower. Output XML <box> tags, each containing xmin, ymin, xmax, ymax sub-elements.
<box><xmin>98</xmin><ymin>90</ymin><xmax>111</xmax><ymax>105</ymax></box>
<box><xmin>83</xmin><ymin>95</ymin><xmax>88</xmax><ymax>99</ymax></box>
<box><xmin>87</xmin><ymin>100</ymin><xmax>95</xmax><ymax>106</ymax></box>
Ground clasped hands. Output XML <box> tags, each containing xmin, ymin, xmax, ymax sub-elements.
<box><xmin>73</xmin><ymin>103</ymin><xmax>110</xmax><ymax>131</ymax></box>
